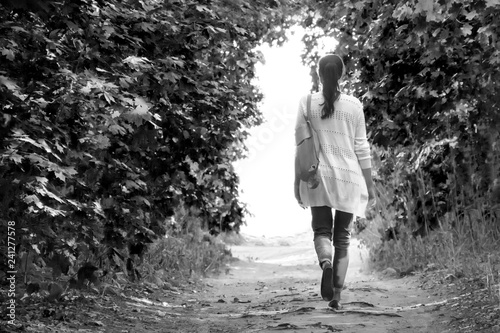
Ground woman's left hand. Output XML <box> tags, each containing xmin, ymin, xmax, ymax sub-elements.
<box><xmin>294</xmin><ymin>181</ymin><xmax>304</xmax><ymax>207</ymax></box>
<box><xmin>294</xmin><ymin>182</ymin><xmax>301</xmax><ymax>202</ymax></box>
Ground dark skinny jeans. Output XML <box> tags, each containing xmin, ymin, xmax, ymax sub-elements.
<box><xmin>311</xmin><ymin>206</ymin><xmax>353</xmax><ymax>300</ymax></box>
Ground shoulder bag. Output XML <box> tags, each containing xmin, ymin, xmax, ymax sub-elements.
<box><xmin>294</xmin><ymin>94</ymin><xmax>320</xmax><ymax>189</ymax></box>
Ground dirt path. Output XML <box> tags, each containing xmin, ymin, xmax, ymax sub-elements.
<box><xmin>11</xmin><ymin>231</ymin><xmax>452</xmax><ymax>333</ymax></box>
<box><xmin>191</xmin><ymin>232</ymin><xmax>448</xmax><ymax>333</ymax></box>
<box><xmin>119</xmin><ymin>231</ymin><xmax>449</xmax><ymax>333</ymax></box>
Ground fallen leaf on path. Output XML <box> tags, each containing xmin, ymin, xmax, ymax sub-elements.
<box><xmin>290</xmin><ymin>297</ymin><xmax>304</xmax><ymax>302</ymax></box>
<box><xmin>292</xmin><ymin>306</ymin><xmax>315</xmax><ymax>313</ymax></box>
<box><xmin>266</xmin><ymin>323</ymin><xmax>301</xmax><ymax>330</ymax></box>
<box><xmin>91</xmin><ymin>320</ymin><xmax>104</xmax><ymax>326</ymax></box>
<box><xmin>309</xmin><ymin>322</ymin><xmax>343</xmax><ymax>332</ymax></box>
<box><xmin>233</xmin><ymin>297</ymin><xmax>251</xmax><ymax>303</ymax></box>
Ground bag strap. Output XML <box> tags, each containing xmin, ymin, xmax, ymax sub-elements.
<box><xmin>305</xmin><ymin>94</ymin><xmax>320</xmax><ymax>160</ymax></box>
<box><xmin>306</xmin><ymin>94</ymin><xmax>312</xmax><ymax>122</ymax></box>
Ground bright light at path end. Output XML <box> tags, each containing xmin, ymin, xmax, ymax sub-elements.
<box><xmin>235</xmin><ymin>28</ymin><xmax>313</xmax><ymax>238</ymax></box>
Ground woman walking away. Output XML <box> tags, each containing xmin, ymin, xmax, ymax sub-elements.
<box><xmin>294</xmin><ymin>54</ymin><xmax>375</xmax><ymax>310</ymax></box>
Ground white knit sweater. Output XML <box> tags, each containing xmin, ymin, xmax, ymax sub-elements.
<box><xmin>295</xmin><ymin>92</ymin><xmax>371</xmax><ymax>217</ymax></box>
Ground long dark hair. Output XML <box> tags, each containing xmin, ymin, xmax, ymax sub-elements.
<box><xmin>318</xmin><ymin>54</ymin><xmax>344</xmax><ymax>119</ymax></box>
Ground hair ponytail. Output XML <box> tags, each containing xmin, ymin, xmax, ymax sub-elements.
<box><xmin>318</xmin><ymin>55</ymin><xmax>344</xmax><ymax>119</ymax></box>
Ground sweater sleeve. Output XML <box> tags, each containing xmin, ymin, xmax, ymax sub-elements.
<box><xmin>294</xmin><ymin>95</ymin><xmax>308</xmax><ymax>145</ymax></box>
<box><xmin>354</xmin><ymin>106</ymin><xmax>372</xmax><ymax>169</ymax></box>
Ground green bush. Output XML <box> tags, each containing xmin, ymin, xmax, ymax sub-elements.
<box><xmin>0</xmin><ymin>0</ymin><xmax>295</xmax><ymax>280</ymax></box>
<box><xmin>138</xmin><ymin>211</ymin><xmax>232</xmax><ymax>282</ymax></box>
<box><xmin>358</xmin><ymin>144</ymin><xmax>500</xmax><ymax>303</ymax></box>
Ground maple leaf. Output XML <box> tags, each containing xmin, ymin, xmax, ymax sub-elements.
<box><xmin>94</xmin><ymin>134</ymin><xmax>111</xmax><ymax>149</ymax></box>
<box><xmin>1</xmin><ymin>47</ymin><xmax>15</xmax><ymax>61</ymax></box>
<box><xmin>54</xmin><ymin>171</ymin><xmax>66</xmax><ymax>182</ymax></box>
<box><xmin>462</xmin><ymin>23</ymin><xmax>473</xmax><ymax>36</ymax></box>
<box><xmin>414</xmin><ymin>0</ymin><xmax>436</xmax><ymax>21</ymax></box>
<box><xmin>485</xmin><ymin>0</ymin><xmax>500</xmax><ymax>7</ymax></box>
<box><xmin>5</xmin><ymin>150</ymin><xmax>23</xmax><ymax>164</ymax></box>
<box><xmin>393</xmin><ymin>4</ymin><xmax>413</xmax><ymax>20</ymax></box>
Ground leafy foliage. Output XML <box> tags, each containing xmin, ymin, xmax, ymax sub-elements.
<box><xmin>0</xmin><ymin>0</ymin><xmax>295</xmax><ymax>279</ymax></box>
<box><xmin>299</xmin><ymin>0</ymin><xmax>500</xmax><ymax>233</ymax></box>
